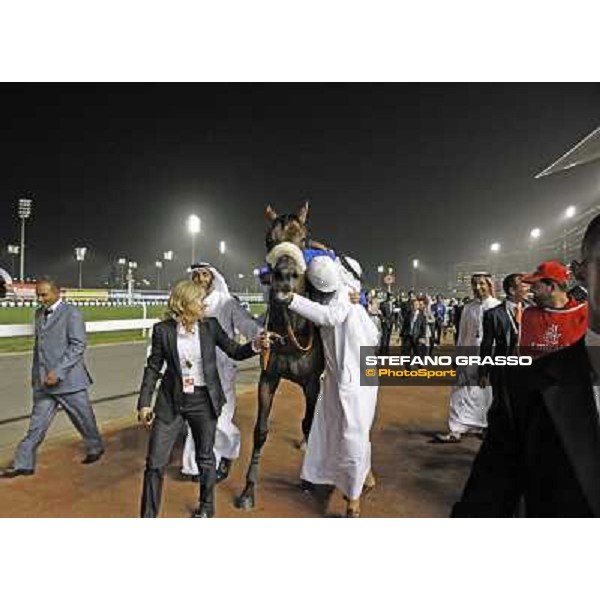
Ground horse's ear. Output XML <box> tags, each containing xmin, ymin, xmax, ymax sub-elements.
<box><xmin>266</xmin><ymin>205</ymin><xmax>278</xmax><ymax>221</ymax></box>
<box><xmin>297</xmin><ymin>201</ymin><xmax>309</xmax><ymax>224</ymax></box>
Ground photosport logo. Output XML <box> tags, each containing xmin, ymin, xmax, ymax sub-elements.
<box><xmin>359</xmin><ymin>346</ymin><xmax>533</xmax><ymax>387</ymax></box>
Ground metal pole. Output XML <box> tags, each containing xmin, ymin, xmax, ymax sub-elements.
<box><xmin>412</xmin><ymin>268</ymin><xmax>416</xmax><ymax>291</ymax></box>
<box><xmin>19</xmin><ymin>218</ymin><xmax>25</xmax><ymax>281</ymax></box>
<box><xmin>157</xmin><ymin>267</ymin><xmax>161</xmax><ymax>290</ymax></box>
<box><xmin>191</xmin><ymin>235</ymin><xmax>196</xmax><ymax>264</ymax></box>
<box><xmin>563</xmin><ymin>228</ymin><xmax>568</xmax><ymax>264</ymax></box>
<box><xmin>78</xmin><ymin>261</ymin><xmax>83</xmax><ymax>289</ymax></box>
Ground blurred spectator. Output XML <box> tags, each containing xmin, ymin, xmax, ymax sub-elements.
<box><xmin>379</xmin><ymin>292</ymin><xmax>396</xmax><ymax>354</ymax></box>
<box><xmin>401</xmin><ymin>298</ymin><xmax>427</xmax><ymax>360</ymax></box>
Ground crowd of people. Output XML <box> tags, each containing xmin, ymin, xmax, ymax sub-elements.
<box><xmin>365</xmin><ymin>288</ymin><xmax>468</xmax><ymax>357</ymax></box>
<box><xmin>3</xmin><ymin>210</ymin><xmax>600</xmax><ymax>518</ymax></box>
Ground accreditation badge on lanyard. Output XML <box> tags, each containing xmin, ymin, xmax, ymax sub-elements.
<box><xmin>182</xmin><ymin>358</ymin><xmax>196</xmax><ymax>394</ymax></box>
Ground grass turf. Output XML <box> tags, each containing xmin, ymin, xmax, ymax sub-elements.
<box><xmin>0</xmin><ymin>303</ymin><xmax>266</xmax><ymax>354</ymax></box>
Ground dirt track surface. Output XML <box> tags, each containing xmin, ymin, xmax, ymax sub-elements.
<box><xmin>0</xmin><ymin>380</ymin><xmax>481</xmax><ymax>518</ymax></box>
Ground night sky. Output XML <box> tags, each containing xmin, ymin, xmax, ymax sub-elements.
<box><xmin>1</xmin><ymin>84</ymin><xmax>599</xmax><ymax>290</ymax></box>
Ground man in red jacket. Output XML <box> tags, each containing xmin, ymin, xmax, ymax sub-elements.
<box><xmin>520</xmin><ymin>261</ymin><xmax>587</xmax><ymax>359</ymax></box>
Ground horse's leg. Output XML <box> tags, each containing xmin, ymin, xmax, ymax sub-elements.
<box><xmin>301</xmin><ymin>374</ymin><xmax>321</xmax><ymax>447</ymax></box>
<box><xmin>234</xmin><ymin>371</ymin><xmax>280</xmax><ymax>510</ymax></box>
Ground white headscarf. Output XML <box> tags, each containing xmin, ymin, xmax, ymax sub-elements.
<box><xmin>208</xmin><ymin>266</ymin><xmax>229</xmax><ymax>296</ymax></box>
<box><xmin>0</xmin><ymin>268</ymin><xmax>12</xmax><ymax>285</ymax></box>
<box><xmin>336</xmin><ymin>256</ymin><xmax>362</xmax><ymax>293</ymax></box>
<box><xmin>190</xmin><ymin>263</ymin><xmax>230</xmax><ymax>316</ymax></box>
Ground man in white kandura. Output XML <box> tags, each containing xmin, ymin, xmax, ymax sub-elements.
<box><xmin>434</xmin><ymin>272</ymin><xmax>500</xmax><ymax>443</ymax></box>
<box><xmin>279</xmin><ymin>253</ymin><xmax>380</xmax><ymax>517</ymax></box>
<box><xmin>182</xmin><ymin>263</ymin><xmax>262</xmax><ymax>483</ymax></box>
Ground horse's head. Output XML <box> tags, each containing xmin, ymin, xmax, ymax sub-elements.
<box><xmin>265</xmin><ymin>202</ymin><xmax>309</xmax><ymax>252</ymax></box>
<box><xmin>270</xmin><ymin>254</ymin><xmax>306</xmax><ymax>303</ymax></box>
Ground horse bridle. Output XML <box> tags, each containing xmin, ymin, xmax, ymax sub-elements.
<box><xmin>261</xmin><ymin>299</ymin><xmax>315</xmax><ymax>371</ymax></box>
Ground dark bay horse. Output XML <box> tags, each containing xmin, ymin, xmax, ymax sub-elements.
<box><xmin>235</xmin><ymin>204</ymin><xmax>325</xmax><ymax>510</ymax></box>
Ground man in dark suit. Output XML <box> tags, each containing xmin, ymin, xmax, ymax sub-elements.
<box><xmin>2</xmin><ymin>278</ymin><xmax>104</xmax><ymax>478</ymax></box>
<box><xmin>379</xmin><ymin>292</ymin><xmax>395</xmax><ymax>354</ymax></box>
<box><xmin>400</xmin><ymin>289</ymin><xmax>417</xmax><ymax>323</ymax></box>
<box><xmin>138</xmin><ymin>283</ymin><xmax>269</xmax><ymax>518</ymax></box>
<box><xmin>401</xmin><ymin>298</ymin><xmax>427</xmax><ymax>360</ymax></box>
<box><xmin>452</xmin><ymin>215</ymin><xmax>600</xmax><ymax>517</ymax></box>
<box><xmin>478</xmin><ymin>273</ymin><xmax>529</xmax><ymax>388</ymax></box>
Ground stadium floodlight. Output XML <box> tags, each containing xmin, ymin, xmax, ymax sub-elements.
<box><xmin>17</xmin><ymin>198</ymin><xmax>33</xmax><ymax>281</ymax></box>
<box><xmin>377</xmin><ymin>265</ymin><xmax>384</xmax><ymax>273</ymax></box>
<box><xmin>18</xmin><ymin>198</ymin><xmax>32</xmax><ymax>219</ymax></box>
<box><xmin>219</xmin><ymin>241</ymin><xmax>226</xmax><ymax>255</ymax></box>
<box><xmin>7</xmin><ymin>244</ymin><xmax>19</xmax><ymax>277</ymax></box>
<box><xmin>116</xmin><ymin>257</ymin><xmax>127</xmax><ymax>289</ymax></box>
<box><xmin>490</xmin><ymin>242</ymin><xmax>501</xmax><ymax>253</ymax></box>
<box><xmin>187</xmin><ymin>215</ymin><xmax>201</xmax><ymax>263</ymax></box>
<box><xmin>161</xmin><ymin>251</ymin><xmax>173</xmax><ymax>289</ymax></box>
<box><xmin>155</xmin><ymin>260</ymin><xmax>163</xmax><ymax>289</ymax></box>
<box><xmin>412</xmin><ymin>259</ymin><xmax>419</xmax><ymax>290</ymax></box>
<box><xmin>529</xmin><ymin>228</ymin><xmax>542</xmax><ymax>269</ymax></box>
<box><xmin>565</xmin><ymin>205</ymin><xmax>576</xmax><ymax>219</ymax></box>
<box><xmin>74</xmin><ymin>247</ymin><xmax>87</xmax><ymax>289</ymax></box>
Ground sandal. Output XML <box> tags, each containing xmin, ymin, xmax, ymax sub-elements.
<box><xmin>432</xmin><ymin>432</ymin><xmax>462</xmax><ymax>444</ymax></box>
<box><xmin>363</xmin><ymin>471</ymin><xmax>377</xmax><ymax>495</ymax></box>
<box><xmin>346</xmin><ymin>498</ymin><xmax>361</xmax><ymax>518</ymax></box>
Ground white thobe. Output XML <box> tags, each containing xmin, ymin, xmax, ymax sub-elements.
<box><xmin>448</xmin><ymin>296</ymin><xmax>501</xmax><ymax>433</ymax></box>
<box><xmin>290</xmin><ymin>288</ymin><xmax>380</xmax><ymax>500</ymax></box>
<box><xmin>182</xmin><ymin>290</ymin><xmax>261</xmax><ymax>474</ymax></box>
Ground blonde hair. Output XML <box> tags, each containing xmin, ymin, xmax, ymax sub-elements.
<box><xmin>166</xmin><ymin>280</ymin><xmax>206</xmax><ymax>331</ymax></box>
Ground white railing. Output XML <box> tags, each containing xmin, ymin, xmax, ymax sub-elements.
<box><xmin>0</xmin><ymin>318</ymin><xmax>159</xmax><ymax>339</ymax></box>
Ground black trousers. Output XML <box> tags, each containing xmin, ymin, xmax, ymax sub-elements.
<box><xmin>402</xmin><ymin>337</ymin><xmax>425</xmax><ymax>360</ymax></box>
<box><xmin>141</xmin><ymin>387</ymin><xmax>217</xmax><ymax>518</ymax></box>
<box><xmin>380</xmin><ymin>325</ymin><xmax>393</xmax><ymax>354</ymax></box>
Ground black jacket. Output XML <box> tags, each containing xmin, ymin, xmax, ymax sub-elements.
<box><xmin>479</xmin><ymin>301</ymin><xmax>519</xmax><ymax>379</ymax></box>
<box><xmin>380</xmin><ymin>299</ymin><xmax>396</xmax><ymax>328</ymax></box>
<box><xmin>137</xmin><ymin>318</ymin><xmax>255</xmax><ymax>423</ymax></box>
<box><xmin>452</xmin><ymin>338</ymin><xmax>599</xmax><ymax>517</ymax></box>
<box><xmin>401</xmin><ymin>311</ymin><xmax>427</xmax><ymax>342</ymax></box>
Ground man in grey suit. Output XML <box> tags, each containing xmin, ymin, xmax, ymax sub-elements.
<box><xmin>1</xmin><ymin>278</ymin><xmax>104</xmax><ymax>478</ymax></box>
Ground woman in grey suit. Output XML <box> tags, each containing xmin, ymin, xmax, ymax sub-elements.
<box><xmin>137</xmin><ymin>280</ymin><xmax>269</xmax><ymax>518</ymax></box>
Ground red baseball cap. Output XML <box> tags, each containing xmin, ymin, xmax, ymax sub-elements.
<box><xmin>522</xmin><ymin>261</ymin><xmax>570</xmax><ymax>284</ymax></box>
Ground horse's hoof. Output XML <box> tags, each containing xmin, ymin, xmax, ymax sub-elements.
<box><xmin>234</xmin><ymin>494</ymin><xmax>255</xmax><ymax>511</ymax></box>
